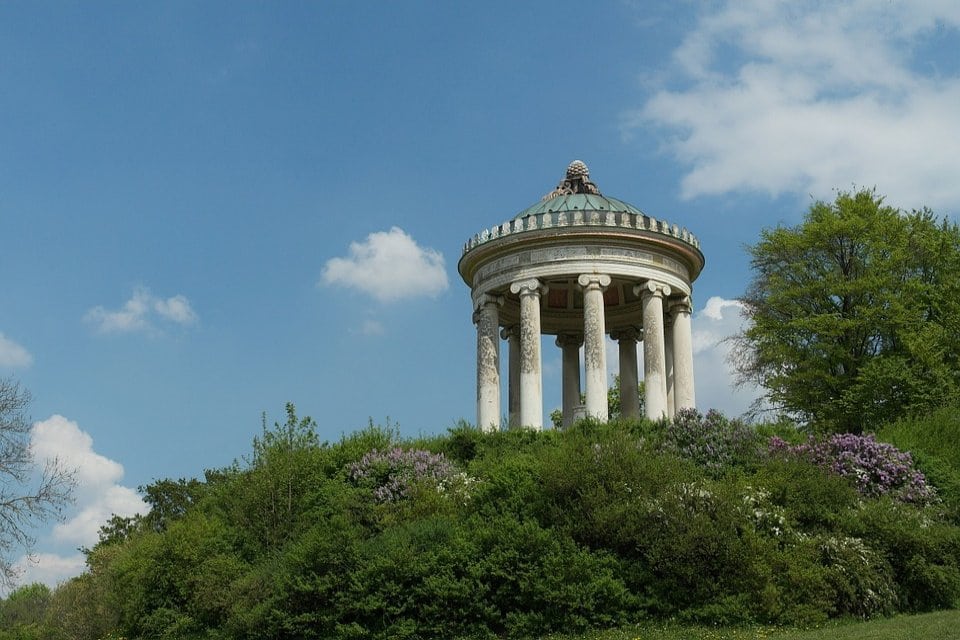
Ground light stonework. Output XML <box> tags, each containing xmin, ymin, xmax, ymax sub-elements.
<box><xmin>501</xmin><ymin>325</ymin><xmax>521</xmax><ymax>428</ymax></box>
<box><xmin>671</xmin><ymin>297</ymin><xmax>696</xmax><ymax>412</ymax></box>
<box><xmin>459</xmin><ymin>161</ymin><xmax>704</xmax><ymax>431</ymax></box>
<box><xmin>638</xmin><ymin>281</ymin><xmax>671</xmax><ymax>420</ymax></box>
<box><xmin>579</xmin><ymin>274</ymin><xmax>611</xmax><ymax>421</ymax></box>
<box><xmin>510</xmin><ymin>278</ymin><xmax>546</xmax><ymax>429</ymax></box>
<box><xmin>612</xmin><ymin>327</ymin><xmax>641</xmax><ymax>419</ymax></box>
<box><xmin>556</xmin><ymin>333</ymin><xmax>583</xmax><ymax>428</ymax></box>
<box><xmin>664</xmin><ymin>314</ymin><xmax>675</xmax><ymax>419</ymax></box>
<box><xmin>475</xmin><ymin>294</ymin><xmax>503</xmax><ymax>432</ymax></box>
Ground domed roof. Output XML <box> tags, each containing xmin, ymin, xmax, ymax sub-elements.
<box><xmin>515</xmin><ymin>160</ymin><xmax>645</xmax><ymax>219</ymax></box>
<box><xmin>515</xmin><ymin>193</ymin><xmax>645</xmax><ymax>219</ymax></box>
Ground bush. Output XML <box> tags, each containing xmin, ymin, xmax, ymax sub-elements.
<box><xmin>878</xmin><ymin>404</ymin><xmax>960</xmax><ymax>521</ymax></box>
<box><xmin>879</xmin><ymin>403</ymin><xmax>960</xmax><ymax>470</ymax></box>
<box><xmin>755</xmin><ymin>456</ymin><xmax>859</xmax><ymax>532</ymax></box>
<box><xmin>348</xmin><ymin>448</ymin><xmax>474</xmax><ymax>505</ymax></box>
<box><xmin>850</xmin><ymin>499</ymin><xmax>960</xmax><ymax>612</ymax></box>
<box><xmin>660</xmin><ymin>408</ymin><xmax>763</xmax><ymax>473</ymax></box>
<box><xmin>769</xmin><ymin>433</ymin><xmax>937</xmax><ymax>504</ymax></box>
<box><xmin>28</xmin><ymin>404</ymin><xmax>960</xmax><ymax>639</ymax></box>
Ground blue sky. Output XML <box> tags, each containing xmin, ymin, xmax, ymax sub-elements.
<box><xmin>2</xmin><ymin>1</ymin><xmax>959</xmax><ymax>589</ymax></box>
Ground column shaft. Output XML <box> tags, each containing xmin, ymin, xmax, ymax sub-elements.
<box><xmin>613</xmin><ymin>328</ymin><xmax>641</xmax><ymax>419</ymax></box>
<box><xmin>672</xmin><ymin>297</ymin><xmax>696</xmax><ymax>412</ymax></box>
<box><xmin>475</xmin><ymin>294</ymin><xmax>503</xmax><ymax>431</ymax></box>
<box><xmin>579</xmin><ymin>274</ymin><xmax>611</xmax><ymax>421</ymax></box>
<box><xmin>637</xmin><ymin>281</ymin><xmax>671</xmax><ymax>420</ymax></box>
<box><xmin>502</xmin><ymin>326</ymin><xmax>521</xmax><ymax>428</ymax></box>
<box><xmin>664</xmin><ymin>317</ymin><xmax>675</xmax><ymax>418</ymax></box>
<box><xmin>510</xmin><ymin>278</ymin><xmax>545</xmax><ymax>429</ymax></box>
<box><xmin>556</xmin><ymin>334</ymin><xmax>583</xmax><ymax>428</ymax></box>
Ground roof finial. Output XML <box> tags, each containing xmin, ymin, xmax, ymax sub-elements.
<box><xmin>542</xmin><ymin>160</ymin><xmax>601</xmax><ymax>200</ymax></box>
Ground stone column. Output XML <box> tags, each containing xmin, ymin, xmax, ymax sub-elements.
<box><xmin>671</xmin><ymin>296</ymin><xmax>696</xmax><ymax>412</ymax></box>
<box><xmin>636</xmin><ymin>281</ymin><xmax>671</xmax><ymax>420</ymax></box>
<box><xmin>475</xmin><ymin>294</ymin><xmax>504</xmax><ymax>432</ymax></box>
<box><xmin>664</xmin><ymin>314</ymin><xmax>675</xmax><ymax>418</ymax></box>
<box><xmin>611</xmin><ymin>327</ymin><xmax>641</xmax><ymax>419</ymax></box>
<box><xmin>555</xmin><ymin>333</ymin><xmax>583</xmax><ymax>428</ymax></box>
<box><xmin>501</xmin><ymin>326</ymin><xmax>520</xmax><ymax>428</ymax></box>
<box><xmin>578</xmin><ymin>274</ymin><xmax>611</xmax><ymax>421</ymax></box>
<box><xmin>510</xmin><ymin>278</ymin><xmax>546</xmax><ymax>429</ymax></box>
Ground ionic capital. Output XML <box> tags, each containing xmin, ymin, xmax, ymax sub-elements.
<box><xmin>510</xmin><ymin>277</ymin><xmax>546</xmax><ymax>297</ymax></box>
<box><xmin>611</xmin><ymin>326</ymin><xmax>642</xmax><ymax>343</ymax></box>
<box><xmin>475</xmin><ymin>293</ymin><xmax>504</xmax><ymax>312</ymax></box>
<box><xmin>634</xmin><ymin>280</ymin><xmax>671</xmax><ymax>299</ymax></box>
<box><xmin>500</xmin><ymin>324</ymin><xmax>519</xmax><ymax>340</ymax></box>
<box><xmin>577</xmin><ymin>273</ymin><xmax>612</xmax><ymax>290</ymax></box>
<box><xmin>669</xmin><ymin>295</ymin><xmax>693</xmax><ymax>316</ymax></box>
<box><xmin>555</xmin><ymin>333</ymin><xmax>584</xmax><ymax>349</ymax></box>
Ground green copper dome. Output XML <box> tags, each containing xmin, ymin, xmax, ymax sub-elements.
<box><xmin>515</xmin><ymin>193</ymin><xmax>645</xmax><ymax>219</ymax></box>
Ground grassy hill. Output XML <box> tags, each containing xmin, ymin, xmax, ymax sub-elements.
<box><xmin>550</xmin><ymin>608</ymin><xmax>960</xmax><ymax>639</ymax></box>
<box><xmin>4</xmin><ymin>405</ymin><xmax>960</xmax><ymax>639</ymax></box>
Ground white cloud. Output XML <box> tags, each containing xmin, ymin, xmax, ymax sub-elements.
<box><xmin>0</xmin><ymin>416</ymin><xmax>147</xmax><ymax>594</ymax></box>
<box><xmin>153</xmin><ymin>294</ymin><xmax>199</xmax><ymax>325</ymax></box>
<box><xmin>51</xmin><ymin>485</ymin><xmax>144</xmax><ymax>546</ymax></box>
<box><xmin>321</xmin><ymin>227</ymin><xmax>449</xmax><ymax>303</ymax></box>
<box><xmin>85</xmin><ymin>286</ymin><xmax>198</xmax><ymax>334</ymax></box>
<box><xmin>30</xmin><ymin>415</ymin><xmax>147</xmax><ymax>554</ymax></box>
<box><xmin>9</xmin><ymin>553</ymin><xmax>86</xmax><ymax>593</ymax></box>
<box><xmin>691</xmin><ymin>296</ymin><xmax>761</xmax><ymax>418</ymax></box>
<box><xmin>627</xmin><ymin>1</ymin><xmax>960</xmax><ymax>210</ymax></box>
<box><xmin>0</xmin><ymin>332</ymin><xmax>32</xmax><ymax>368</ymax></box>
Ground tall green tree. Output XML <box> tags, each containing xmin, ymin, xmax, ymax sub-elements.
<box><xmin>733</xmin><ymin>189</ymin><xmax>960</xmax><ymax>433</ymax></box>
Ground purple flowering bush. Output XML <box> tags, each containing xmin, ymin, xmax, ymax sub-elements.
<box><xmin>349</xmin><ymin>447</ymin><xmax>474</xmax><ymax>504</ymax></box>
<box><xmin>660</xmin><ymin>408</ymin><xmax>762</xmax><ymax>473</ymax></box>
<box><xmin>768</xmin><ymin>433</ymin><xmax>936</xmax><ymax>505</ymax></box>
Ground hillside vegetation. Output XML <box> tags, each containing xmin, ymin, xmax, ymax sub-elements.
<box><xmin>3</xmin><ymin>405</ymin><xmax>960</xmax><ymax>639</ymax></box>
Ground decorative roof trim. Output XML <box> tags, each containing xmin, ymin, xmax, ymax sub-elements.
<box><xmin>461</xmin><ymin>208</ymin><xmax>701</xmax><ymax>256</ymax></box>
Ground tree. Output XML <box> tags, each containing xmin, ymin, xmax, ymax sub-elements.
<box><xmin>0</xmin><ymin>378</ymin><xmax>74</xmax><ymax>587</ymax></box>
<box><xmin>0</xmin><ymin>582</ymin><xmax>50</xmax><ymax>633</ymax></box>
<box><xmin>733</xmin><ymin>189</ymin><xmax>960</xmax><ymax>433</ymax></box>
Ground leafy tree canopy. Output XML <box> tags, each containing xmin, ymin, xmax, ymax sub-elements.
<box><xmin>734</xmin><ymin>189</ymin><xmax>960</xmax><ymax>432</ymax></box>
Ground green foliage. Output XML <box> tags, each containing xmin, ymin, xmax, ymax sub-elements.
<box><xmin>849</xmin><ymin>499</ymin><xmax>960</xmax><ymax>612</ymax></box>
<box><xmin>659</xmin><ymin>408</ymin><xmax>763</xmax><ymax>474</ymax></box>
<box><xmin>877</xmin><ymin>404</ymin><xmax>960</xmax><ymax>523</ymax></box>
<box><xmin>13</xmin><ymin>405</ymin><xmax>960</xmax><ymax>639</ymax></box>
<box><xmin>735</xmin><ymin>190</ymin><xmax>960</xmax><ymax>433</ymax></box>
<box><xmin>755</xmin><ymin>456</ymin><xmax>859</xmax><ymax>532</ymax></box>
<box><xmin>139</xmin><ymin>477</ymin><xmax>207</xmax><ymax>533</ymax></box>
<box><xmin>40</xmin><ymin>545</ymin><xmax>123</xmax><ymax>640</ymax></box>
<box><xmin>0</xmin><ymin>583</ymin><xmax>49</xmax><ymax>639</ymax></box>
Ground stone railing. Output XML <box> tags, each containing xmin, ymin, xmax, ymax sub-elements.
<box><xmin>462</xmin><ymin>209</ymin><xmax>700</xmax><ymax>255</ymax></box>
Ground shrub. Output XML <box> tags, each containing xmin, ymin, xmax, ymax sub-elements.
<box><xmin>464</xmin><ymin>515</ymin><xmax>636</xmax><ymax>637</ymax></box>
<box><xmin>879</xmin><ymin>403</ymin><xmax>960</xmax><ymax>470</ymax></box>
<box><xmin>755</xmin><ymin>456</ymin><xmax>859</xmax><ymax>531</ymax></box>
<box><xmin>349</xmin><ymin>447</ymin><xmax>474</xmax><ymax>505</ymax></box>
<box><xmin>878</xmin><ymin>404</ymin><xmax>960</xmax><ymax>522</ymax></box>
<box><xmin>769</xmin><ymin>433</ymin><xmax>937</xmax><ymax>505</ymax></box>
<box><xmin>815</xmin><ymin>534</ymin><xmax>897</xmax><ymax>618</ymax></box>
<box><xmin>660</xmin><ymin>408</ymin><xmax>762</xmax><ymax>473</ymax></box>
<box><xmin>850</xmin><ymin>498</ymin><xmax>960</xmax><ymax>612</ymax></box>
<box><xmin>538</xmin><ymin>425</ymin><xmax>697</xmax><ymax>550</ymax></box>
